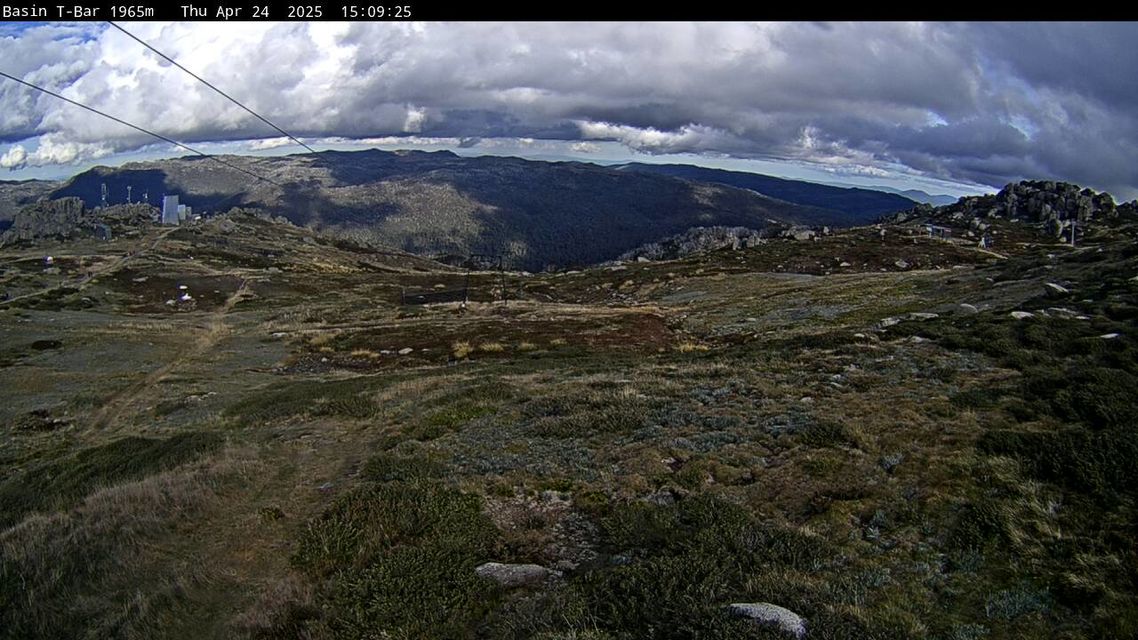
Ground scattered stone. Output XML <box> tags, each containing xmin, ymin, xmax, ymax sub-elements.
<box><xmin>1044</xmin><ymin>282</ymin><xmax>1070</xmax><ymax>298</ymax></box>
<box><xmin>398</xmin><ymin>347</ymin><xmax>414</xmax><ymax>355</ymax></box>
<box><xmin>728</xmin><ymin>602</ymin><xmax>806</xmax><ymax>639</ymax></box>
<box><xmin>908</xmin><ymin>312</ymin><xmax>939</xmax><ymax>321</ymax></box>
<box><xmin>266</xmin><ymin>266</ymin><xmax>282</xmax><ymax>274</ymax></box>
<box><xmin>1010</xmin><ymin>311</ymin><xmax>1034</xmax><ymax>320</ymax></box>
<box><xmin>317</xmin><ymin>482</ymin><xmax>334</xmax><ymax>492</ymax></box>
<box><xmin>839</xmin><ymin>261</ymin><xmax>852</xmax><ymax>268</ymax></box>
<box><xmin>958</xmin><ymin>303</ymin><xmax>979</xmax><ymax>314</ymax></box>
<box><xmin>879</xmin><ymin>452</ymin><xmax>904</xmax><ymax>474</ymax></box>
<box><xmin>644</xmin><ymin>488</ymin><xmax>679</xmax><ymax>506</ymax></box>
<box><xmin>878</xmin><ymin>316</ymin><xmax>901</xmax><ymax>328</ymax></box>
<box><xmin>894</xmin><ymin>259</ymin><xmax>910</xmax><ymax>269</ymax></box>
<box><xmin>636</xmin><ymin>256</ymin><xmax>651</xmax><ymax>263</ymax></box>
<box><xmin>799</xmin><ymin>396</ymin><xmax>814</xmax><ymax>404</ymax></box>
<box><xmin>474</xmin><ymin>562</ymin><xmax>557</xmax><ymax>588</ymax></box>
<box><xmin>1100</xmin><ymin>333</ymin><xmax>1120</xmax><ymax>339</ymax></box>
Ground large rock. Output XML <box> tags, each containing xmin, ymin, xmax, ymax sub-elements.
<box><xmin>728</xmin><ymin>602</ymin><xmax>806</xmax><ymax>638</ymax></box>
<box><xmin>1044</xmin><ymin>282</ymin><xmax>1070</xmax><ymax>298</ymax></box>
<box><xmin>474</xmin><ymin>562</ymin><xmax>556</xmax><ymax>588</ymax></box>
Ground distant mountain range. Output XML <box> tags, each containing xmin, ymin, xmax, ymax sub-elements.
<box><xmin>0</xmin><ymin>150</ymin><xmax>919</xmax><ymax>270</ymax></box>
<box><xmin>0</xmin><ymin>179</ymin><xmax>56</xmax><ymax>223</ymax></box>
<box><xmin>863</xmin><ymin>185</ymin><xmax>959</xmax><ymax>206</ymax></box>
<box><xmin>616</xmin><ymin>163</ymin><xmax>918</xmax><ymax>219</ymax></box>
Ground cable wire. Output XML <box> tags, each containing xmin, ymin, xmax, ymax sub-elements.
<box><xmin>108</xmin><ymin>21</ymin><xmax>317</xmax><ymax>154</ymax></box>
<box><xmin>0</xmin><ymin>69</ymin><xmax>282</xmax><ymax>188</ymax></box>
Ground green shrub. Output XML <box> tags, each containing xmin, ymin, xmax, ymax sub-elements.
<box><xmin>292</xmin><ymin>480</ymin><xmax>501</xmax><ymax>639</ymax></box>
<box><xmin>522</xmin><ymin>391</ymin><xmax>655</xmax><ymax>438</ymax></box>
<box><xmin>484</xmin><ymin>495</ymin><xmax>828</xmax><ymax>639</ymax></box>
<box><xmin>361</xmin><ymin>451</ymin><xmax>446</xmax><ymax>482</ymax></box>
<box><xmin>799</xmin><ymin>421</ymin><xmax>860</xmax><ymax>449</ymax></box>
<box><xmin>978</xmin><ymin>427</ymin><xmax>1138</xmax><ymax>504</ymax></box>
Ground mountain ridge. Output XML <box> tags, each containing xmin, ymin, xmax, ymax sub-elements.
<box><xmin>615</xmin><ymin>162</ymin><xmax>917</xmax><ymax>221</ymax></box>
<box><xmin>31</xmin><ymin>150</ymin><xmax>862</xmax><ymax>270</ymax></box>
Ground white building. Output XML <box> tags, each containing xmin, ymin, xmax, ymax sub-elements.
<box><xmin>161</xmin><ymin>195</ymin><xmax>180</xmax><ymax>225</ymax></box>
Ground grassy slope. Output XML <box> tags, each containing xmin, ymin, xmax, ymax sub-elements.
<box><xmin>1</xmin><ymin>212</ymin><xmax>1136</xmax><ymax>639</ymax></box>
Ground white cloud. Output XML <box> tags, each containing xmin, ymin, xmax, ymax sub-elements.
<box><xmin>402</xmin><ymin>106</ymin><xmax>426</xmax><ymax>133</ymax></box>
<box><xmin>247</xmin><ymin>137</ymin><xmax>292</xmax><ymax>151</ymax></box>
<box><xmin>578</xmin><ymin>121</ymin><xmax>742</xmax><ymax>155</ymax></box>
<box><xmin>570</xmin><ymin>141</ymin><xmax>600</xmax><ymax>154</ymax></box>
<box><xmin>0</xmin><ymin>145</ymin><xmax>27</xmax><ymax>169</ymax></box>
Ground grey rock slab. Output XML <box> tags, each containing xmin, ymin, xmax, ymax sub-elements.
<box><xmin>728</xmin><ymin>602</ymin><xmax>806</xmax><ymax>638</ymax></box>
<box><xmin>474</xmin><ymin>562</ymin><xmax>558</xmax><ymax>588</ymax></box>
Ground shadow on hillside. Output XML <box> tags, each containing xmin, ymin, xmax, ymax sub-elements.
<box><xmin>51</xmin><ymin>168</ymin><xmax>243</xmax><ymax>214</ymax></box>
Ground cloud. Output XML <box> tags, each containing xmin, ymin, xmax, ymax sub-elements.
<box><xmin>578</xmin><ymin>121</ymin><xmax>745</xmax><ymax>155</ymax></box>
<box><xmin>247</xmin><ymin>137</ymin><xmax>292</xmax><ymax>151</ymax></box>
<box><xmin>402</xmin><ymin>106</ymin><xmax>426</xmax><ymax>133</ymax></box>
<box><xmin>0</xmin><ymin>144</ymin><xmax>26</xmax><ymax>169</ymax></box>
<box><xmin>0</xmin><ymin>22</ymin><xmax>1136</xmax><ymax>198</ymax></box>
<box><xmin>569</xmin><ymin>141</ymin><xmax>600</xmax><ymax>154</ymax></box>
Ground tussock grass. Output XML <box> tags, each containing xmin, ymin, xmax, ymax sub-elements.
<box><xmin>485</xmin><ymin>495</ymin><xmax>833</xmax><ymax>639</ymax></box>
<box><xmin>452</xmin><ymin>340</ymin><xmax>473</xmax><ymax>359</ymax></box>
<box><xmin>291</xmin><ymin>479</ymin><xmax>501</xmax><ymax>638</ymax></box>
<box><xmin>224</xmin><ymin>377</ymin><xmax>386</xmax><ymax>425</ymax></box>
<box><xmin>0</xmin><ymin>450</ymin><xmax>249</xmax><ymax>639</ymax></box>
<box><xmin>0</xmin><ymin>431</ymin><xmax>223</xmax><ymax>529</ymax></box>
<box><xmin>675</xmin><ymin>341</ymin><xmax>710</xmax><ymax>353</ymax></box>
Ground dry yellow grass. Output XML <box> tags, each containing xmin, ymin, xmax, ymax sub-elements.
<box><xmin>307</xmin><ymin>331</ymin><xmax>340</xmax><ymax>348</ymax></box>
<box><xmin>452</xmin><ymin>341</ymin><xmax>473</xmax><ymax>359</ymax></box>
<box><xmin>478</xmin><ymin>342</ymin><xmax>506</xmax><ymax>353</ymax></box>
<box><xmin>676</xmin><ymin>341</ymin><xmax>710</xmax><ymax>353</ymax></box>
<box><xmin>517</xmin><ymin>341</ymin><xmax>538</xmax><ymax>351</ymax></box>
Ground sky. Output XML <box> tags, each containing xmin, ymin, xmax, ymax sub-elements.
<box><xmin>1</xmin><ymin>21</ymin><xmax>1136</xmax><ymax>200</ymax></box>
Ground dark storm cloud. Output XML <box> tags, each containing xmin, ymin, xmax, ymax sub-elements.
<box><xmin>1</xmin><ymin>22</ymin><xmax>1136</xmax><ymax>198</ymax></box>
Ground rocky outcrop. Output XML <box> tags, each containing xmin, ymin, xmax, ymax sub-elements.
<box><xmin>0</xmin><ymin>199</ymin><xmax>157</xmax><ymax>245</ymax></box>
<box><xmin>618</xmin><ymin>226</ymin><xmax>768</xmax><ymax>262</ymax></box>
<box><xmin>884</xmin><ymin>180</ymin><xmax>1137</xmax><ymax>241</ymax></box>
<box><xmin>0</xmin><ymin>198</ymin><xmax>88</xmax><ymax>243</ymax></box>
